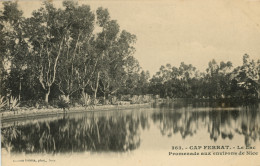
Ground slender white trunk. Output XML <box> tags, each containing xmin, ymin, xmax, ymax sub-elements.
<box><xmin>94</xmin><ymin>72</ymin><xmax>100</xmax><ymax>99</ymax></box>
<box><xmin>45</xmin><ymin>87</ymin><xmax>51</xmax><ymax>103</ymax></box>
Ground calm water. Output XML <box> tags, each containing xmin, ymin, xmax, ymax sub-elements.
<box><xmin>1</xmin><ymin>100</ymin><xmax>260</xmax><ymax>166</ymax></box>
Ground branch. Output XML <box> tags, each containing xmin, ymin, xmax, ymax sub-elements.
<box><xmin>46</xmin><ymin>45</ymin><xmax>52</xmax><ymax>85</ymax></box>
<box><xmin>90</xmin><ymin>83</ymin><xmax>95</xmax><ymax>91</ymax></box>
<box><xmin>39</xmin><ymin>70</ymin><xmax>46</xmax><ymax>90</ymax></box>
<box><xmin>110</xmin><ymin>88</ymin><xmax>120</xmax><ymax>95</ymax></box>
<box><xmin>56</xmin><ymin>81</ymin><xmax>65</xmax><ymax>95</ymax></box>
<box><xmin>85</xmin><ymin>58</ymin><xmax>99</xmax><ymax>86</ymax></box>
<box><xmin>51</xmin><ymin>37</ymin><xmax>64</xmax><ymax>85</ymax></box>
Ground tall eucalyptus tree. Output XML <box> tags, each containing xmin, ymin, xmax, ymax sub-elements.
<box><xmin>55</xmin><ymin>1</ymin><xmax>95</xmax><ymax>99</ymax></box>
<box><xmin>25</xmin><ymin>2</ymin><xmax>72</xmax><ymax>103</ymax></box>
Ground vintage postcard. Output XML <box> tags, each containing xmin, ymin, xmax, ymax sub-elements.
<box><xmin>1</xmin><ymin>0</ymin><xmax>260</xmax><ymax>166</ymax></box>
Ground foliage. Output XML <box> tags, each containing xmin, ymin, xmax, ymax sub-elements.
<box><xmin>0</xmin><ymin>96</ymin><xmax>7</xmax><ymax>110</ymax></box>
<box><xmin>149</xmin><ymin>55</ymin><xmax>260</xmax><ymax>100</ymax></box>
<box><xmin>110</xmin><ymin>96</ymin><xmax>117</xmax><ymax>105</ymax></box>
<box><xmin>57</xmin><ymin>95</ymin><xmax>70</xmax><ymax>110</ymax></box>
<box><xmin>142</xmin><ymin>95</ymin><xmax>153</xmax><ymax>103</ymax></box>
<box><xmin>8</xmin><ymin>96</ymin><xmax>20</xmax><ymax>111</ymax></box>
<box><xmin>93</xmin><ymin>98</ymin><xmax>100</xmax><ymax>106</ymax></box>
<box><xmin>120</xmin><ymin>95</ymin><xmax>131</xmax><ymax>101</ymax></box>
<box><xmin>1</xmin><ymin>1</ymin><xmax>259</xmax><ymax>107</ymax></box>
<box><xmin>130</xmin><ymin>95</ymin><xmax>139</xmax><ymax>104</ymax></box>
<box><xmin>80</xmin><ymin>92</ymin><xmax>91</xmax><ymax>107</ymax></box>
<box><xmin>129</xmin><ymin>95</ymin><xmax>152</xmax><ymax>104</ymax></box>
<box><xmin>56</xmin><ymin>2</ymin><xmax>96</xmax><ymax>97</ymax></box>
<box><xmin>0</xmin><ymin>1</ymin><xmax>143</xmax><ymax>104</ymax></box>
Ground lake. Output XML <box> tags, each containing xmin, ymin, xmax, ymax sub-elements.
<box><xmin>1</xmin><ymin>100</ymin><xmax>260</xmax><ymax>166</ymax></box>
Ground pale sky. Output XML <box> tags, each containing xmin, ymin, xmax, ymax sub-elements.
<box><xmin>2</xmin><ymin>0</ymin><xmax>260</xmax><ymax>75</ymax></box>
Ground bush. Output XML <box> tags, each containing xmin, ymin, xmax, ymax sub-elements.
<box><xmin>0</xmin><ymin>96</ymin><xmax>7</xmax><ymax>111</ymax></box>
<box><xmin>130</xmin><ymin>95</ymin><xmax>152</xmax><ymax>104</ymax></box>
<box><xmin>142</xmin><ymin>95</ymin><xmax>152</xmax><ymax>103</ymax></box>
<box><xmin>57</xmin><ymin>95</ymin><xmax>70</xmax><ymax>110</ymax></box>
<box><xmin>121</xmin><ymin>95</ymin><xmax>131</xmax><ymax>101</ymax></box>
<box><xmin>8</xmin><ymin>96</ymin><xmax>20</xmax><ymax>111</ymax></box>
<box><xmin>80</xmin><ymin>92</ymin><xmax>91</xmax><ymax>108</ymax></box>
<box><xmin>110</xmin><ymin>96</ymin><xmax>117</xmax><ymax>105</ymax></box>
<box><xmin>103</xmin><ymin>99</ymin><xmax>110</xmax><ymax>105</ymax></box>
<box><xmin>130</xmin><ymin>95</ymin><xmax>139</xmax><ymax>104</ymax></box>
<box><xmin>93</xmin><ymin>98</ymin><xmax>99</xmax><ymax>106</ymax></box>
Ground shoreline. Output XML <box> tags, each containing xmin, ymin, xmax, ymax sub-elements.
<box><xmin>0</xmin><ymin>103</ymin><xmax>152</xmax><ymax>122</ymax></box>
<box><xmin>155</xmin><ymin>97</ymin><xmax>260</xmax><ymax>102</ymax></box>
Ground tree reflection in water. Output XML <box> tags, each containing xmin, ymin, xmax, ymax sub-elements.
<box><xmin>152</xmin><ymin>101</ymin><xmax>260</xmax><ymax>147</ymax></box>
<box><xmin>1</xmin><ymin>111</ymin><xmax>150</xmax><ymax>154</ymax></box>
<box><xmin>2</xmin><ymin>102</ymin><xmax>260</xmax><ymax>155</ymax></box>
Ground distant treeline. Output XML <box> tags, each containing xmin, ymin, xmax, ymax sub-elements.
<box><xmin>0</xmin><ymin>1</ymin><xmax>260</xmax><ymax>106</ymax></box>
<box><xmin>149</xmin><ymin>55</ymin><xmax>260</xmax><ymax>100</ymax></box>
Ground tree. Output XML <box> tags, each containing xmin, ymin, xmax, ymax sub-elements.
<box><xmin>205</xmin><ymin>59</ymin><xmax>220</xmax><ymax>98</ymax></box>
<box><xmin>135</xmin><ymin>70</ymin><xmax>150</xmax><ymax>95</ymax></box>
<box><xmin>233</xmin><ymin>54</ymin><xmax>260</xmax><ymax>98</ymax></box>
<box><xmin>89</xmin><ymin>7</ymin><xmax>112</xmax><ymax>100</ymax></box>
<box><xmin>177</xmin><ymin>62</ymin><xmax>197</xmax><ymax>97</ymax></box>
<box><xmin>99</xmin><ymin>30</ymin><xmax>136</xmax><ymax>99</ymax></box>
<box><xmin>25</xmin><ymin>2</ymin><xmax>73</xmax><ymax>103</ymax></box>
<box><xmin>90</xmin><ymin>7</ymin><xmax>137</xmax><ymax>100</ymax></box>
<box><xmin>0</xmin><ymin>1</ymin><xmax>29</xmax><ymax>100</ymax></box>
<box><xmin>120</xmin><ymin>56</ymin><xmax>142</xmax><ymax>95</ymax></box>
<box><xmin>218</xmin><ymin>61</ymin><xmax>233</xmax><ymax>98</ymax></box>
<box><xmin>55</xmin><ymin>1</ymin><xmax>95</xmax><ymax>99</ymax></box>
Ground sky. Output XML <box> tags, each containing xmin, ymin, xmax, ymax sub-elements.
<box><xmin>2</xmin><ymin>0</ymin><xmax>260</xmax><ymax>75</ymax></box>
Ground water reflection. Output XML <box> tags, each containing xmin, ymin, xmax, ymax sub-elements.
<box><xmin>152</xmin><ymin>101</ymin><xmax>260</xmax><ymax>147</ymax></box>
<box><xmin>1</xmin><ymin>111</ymin><xmax>150</xmax><ymax>154</ymax></box>
<box><xmin>1</xmin><ymin>101</ymin><xmax>260</xmax><ymax>155</ymax></box>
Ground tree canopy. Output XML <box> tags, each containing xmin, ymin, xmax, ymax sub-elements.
<box><xmin>1</xmin><ymin>1</ymin><xmax>260</xmax><ymax>105</ymax></box>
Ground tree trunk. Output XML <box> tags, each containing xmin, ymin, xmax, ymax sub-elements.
<box><xmin>103</xmin><ymin>92</ymin><xmax>106</xmax><ymax>104</ymax></box>
<box><xmin>94</xmin><ymin>72</ymin><xmax>100</xmax><ymax>100</ymax></box>
<box><xmin>19</xmin><ymin>77</ymin><xmax>22</xmax><ymax>101</ymax></box>
<box><xmin>45</xmin><ymin>87</ymin><xmax>51</xmax><ymax>103</ymax></box>
<box><xmin>82</xmin><ymin>87</ymin><xmax>85</xmax><ymax>94</ymax></box>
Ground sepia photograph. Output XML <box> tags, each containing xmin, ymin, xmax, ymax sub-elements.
<box><xmin>0</xmin><ymin>0</ymin><xmax>260</xmax><ymax>165</ymax></box>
